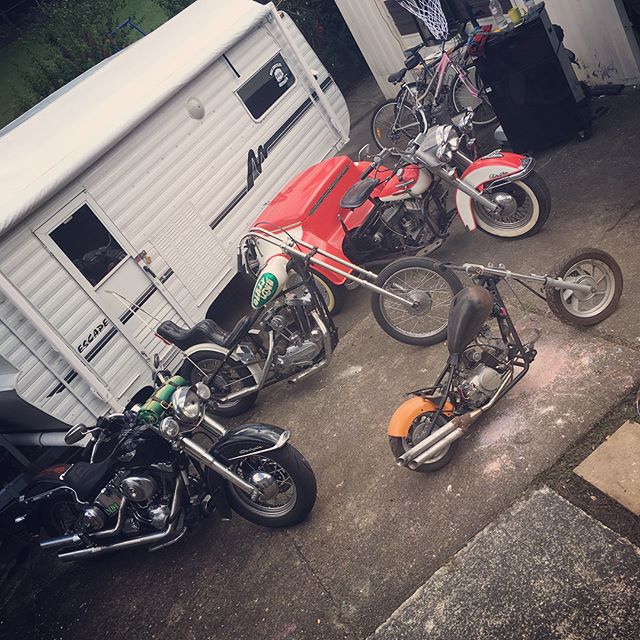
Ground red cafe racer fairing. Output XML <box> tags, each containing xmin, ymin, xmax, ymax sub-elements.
<box><xmin>252</xmin><ymin>115</ymin><xmax>550</xmax><ymax>311</ymax></box>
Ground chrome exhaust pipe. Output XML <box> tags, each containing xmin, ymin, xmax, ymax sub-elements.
<box><xmin>58</xmin><ymin>478</ymin><xmax>184</xmax><ymax>562</ymax></box>
<box><xmin>398</xmin><ymin>373</ymin><xmax>513</xmax><ymax>469</ymax></box>
<box><xmin>40</xmin><ymin>533</ymin><xmax>82</xmax><ymax>551</ymax></box>
<box><xmin>289</xmin><ymin>311</ymin><xmax>333</xmax><ymax>384</ymax></box>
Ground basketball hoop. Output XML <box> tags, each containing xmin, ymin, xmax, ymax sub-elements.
<box><xmin>393</xmin><ymin>0</ymin><xmax>449</xmax><ymax>41</ymax></box>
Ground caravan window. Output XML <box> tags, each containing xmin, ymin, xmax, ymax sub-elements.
<box><xmin>50</xmin><ymin>204</ymin><xmax>126</xmax><ymax>287</ymax></box>
<box><xmin>237</xmin><ymin>52</ymin><xmax>295</xmax><ymax>120</ymax></box>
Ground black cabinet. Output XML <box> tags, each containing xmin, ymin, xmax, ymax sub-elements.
<box><xmin>474</xmin><ymin>6</ymin><xmax>590</xmax><ymax>152</ymax></box>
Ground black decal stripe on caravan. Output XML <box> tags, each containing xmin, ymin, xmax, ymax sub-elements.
<box><xmin>45</xmin><ymin>79</ymin><xmax>335</xmax><ymax>398</ymax></box>
<box><xmin>46</xmin><ymin>285</ymin><xmax>159</xmax><ymax>397</ymax></box>
<box><xmin>210</xmin><ymin>77</ymin><xmax>334</xmax><ymax>230</ymax></box>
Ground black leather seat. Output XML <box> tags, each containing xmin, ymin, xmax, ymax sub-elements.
<box><xmin>63</xmin><ymin>458</ymin><xmax>114</xmax><ymax>501</ymax></box>
<box><xmin>157</xmin><ymin>314</ymin><xmax>256</xmax><ymax>351</ymax></box>
<box><xmin>339</xmin><ymin>178</ymin><xmax>380</xmax><ymax>209</ymax></box>
<box><xmin>388</xmin><ymin>68</ymin><xmax>408</xmax><ymax>84</ymax></box>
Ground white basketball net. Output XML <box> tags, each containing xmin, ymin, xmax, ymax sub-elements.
<box><xmin>394</xmin><ymin>0</ymin><xmax>449</xmax><ymax>41</ymax></box>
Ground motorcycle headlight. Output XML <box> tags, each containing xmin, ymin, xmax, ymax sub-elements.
<box><xmin>159</xmin><ymin>416</ymin><xmax>180</xmax><ymax>439</ymax></box>
<box><xmin>172</xmin><ymin>385</ymin><xmax>205</xmax><ymax>424</ymax></box>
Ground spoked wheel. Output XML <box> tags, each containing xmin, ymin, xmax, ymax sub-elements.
<box><xmin>181</xmin><ymin>351</ymin><xmax>259</xmax><ymax>417</ymax></box>
<box><xmin>226</xmin><ymin>445</ymin><xmax>317</xmax><ymax>527</ymax></box>
<box><xmin>372</xmin><ymin>257</ymin><xmax>463</xmax><ymax>346</ymax></box>
<box><xmin>546</xmin><ymin>248</ymin><xmax>623</xmax><ymax>326</ymax></box>
<box><xmin>371</xmin><ymin>99</ymin><xmax>426</xmax><ymax>154</ymax></box>
<box><xmin>473</xmin><ymin>172</ymin><xmax>551</xmax><ymax>238</ymax></box>
<box><xmin>450</xmin><ymin>67</ymin><xmax>497</xmax><ymax>127</ymax></box>
<box><xmin>389</xmin><ymin>411</ymin><xmax>458</xmax><ymax>472</ymax></box>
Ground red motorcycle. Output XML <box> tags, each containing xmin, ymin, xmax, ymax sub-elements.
<box><xmin>254</xmin><ymin>116</ymin><xmax>550</xmax><ymax>312</ymax></box>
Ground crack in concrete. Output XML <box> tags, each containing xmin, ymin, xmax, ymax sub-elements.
<box><xmin>606</xmin><ymin>197</ymin><xmax>640</xmax><ymax>231</ymax></box>
<box><xmin>285</xmin><ymin>531</ymin><xmax>358</xmax><ymax>640</ymax></box>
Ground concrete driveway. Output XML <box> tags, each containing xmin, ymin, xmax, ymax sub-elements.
<box><xmin>3</xmin><ymin>88</ymin><xmax>640</xmax><ymax>640</ymax></box>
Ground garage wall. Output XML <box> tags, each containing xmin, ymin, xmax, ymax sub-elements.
<box><xmin>542</xmin><ymin>0</ymin><xmax>640</xmax><ymax>85</ymax></box>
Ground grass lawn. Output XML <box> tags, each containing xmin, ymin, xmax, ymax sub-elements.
<box><xmin>0</xmin><ymin>0</ymin><xmax>170</xmax><ymax>129</ymax></box>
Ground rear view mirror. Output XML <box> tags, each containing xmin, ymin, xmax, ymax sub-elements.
<box><xmin>65</xmin><ymin>423</ymin><xmax>87</xmax><ymax>445</ymax></box>
<box><xmin>358</xmin><ymin>144</ymin><xmax>371</xmax><ymax>161</ymax></box>
<box><xmin>153</xmin><ymin>353</ymin><xmax>160</xmax><ymax>369</ymax></box>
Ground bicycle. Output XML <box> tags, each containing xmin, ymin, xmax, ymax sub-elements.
<box><xmin>371</xmin><ymin>35</ymin><xmax>497</xmax><ymax>153</ymax></box>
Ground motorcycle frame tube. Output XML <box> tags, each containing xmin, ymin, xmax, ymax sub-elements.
<box><xmin>446</xmin><ymin>263</ymin><xmax>596</xmax><ymax>295</ymax></box>
<box><xmin>243</xmin><ymin>229</ymin><xmax>417</xmax><ymax>309</ymax></box>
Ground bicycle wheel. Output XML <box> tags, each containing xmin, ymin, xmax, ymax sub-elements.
<box><xmin>450</xmin><ymin>66</ymin><xmax>496</xmax><ymax>127</ymax></box>
<box><xmin>371</xmin><ymin>98</ymin><xmax>426</xmax><ymax>154</ymax></box>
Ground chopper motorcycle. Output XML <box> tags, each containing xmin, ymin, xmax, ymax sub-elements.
<box><xmin>155</xmin><ymin>227</ymin><xmax>465</xmax><ymax>417</ymax></box>
<box><xmin>252</xmin><ymin>113</ymin><xmax>550</xmax><ymax>309</ymax></box>
<box><xmin>16</xmin><ymin>373</ymin><xmax>317</xmax><ymax>561</ymax></box>
<box><xmin>388</xmin><ymin>248</ymin><xmax>623</xmax><ymax>472</ymax></box>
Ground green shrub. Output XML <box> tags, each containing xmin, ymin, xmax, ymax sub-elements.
<box><xmin>15</xmin><ymin>0</ymin><xmax>131</xmax><ymax>110</ymax></box>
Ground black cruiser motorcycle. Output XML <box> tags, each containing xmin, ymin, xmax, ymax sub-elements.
<box><xmin>16</xmin><ymin>372</ymin><xmax>316</xmax><ymax>561</ymax></box>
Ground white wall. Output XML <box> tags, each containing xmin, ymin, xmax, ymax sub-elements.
<box><xmin>544</xmin><ymin>0</ymin><xmax>640</xmax><ymax>85</ymax></box>
<box><xmin>334</xmin><ymin>0</ymin><xmax>421</xmax><ymax>99</ymax></box>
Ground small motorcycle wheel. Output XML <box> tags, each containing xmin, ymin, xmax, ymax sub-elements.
<box><xmin>473</xmin><ymin>172</ymin><xmax>551</xmax><ymax>239</ymax></box>
<box><xmin>389</xmin><ymin>411</ymin><xmax>459</xmax><ymax>472</ymax></box>
<box><xmin>226</xmin><ymin>445</ymin><xmax>317</xmax><ymax>528</ymax></box>
<box><xmin>371</xmin><ymin>257</ymin><xmax>463</xmax><ymax>346</ymax></box>
<box><xmin>181</xmin><ymin>351</ymin><xmax>259</xmax><ymax>418</ymax></box>
<box><xmin>545</xmin><ymin>248</ymin><xmax>623</xmax><ymax>326</ymax></box>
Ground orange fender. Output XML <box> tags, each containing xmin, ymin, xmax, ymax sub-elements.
<box><xmin>388</xmin><ymin>396</ymin><xmax>454</xmax><ymax>437</ymax></box>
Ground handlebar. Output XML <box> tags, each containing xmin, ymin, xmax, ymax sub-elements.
<box><xmin>360</xmin><ymin>148</ymin><xmax>390</xmax><ymax>179</ymax></box>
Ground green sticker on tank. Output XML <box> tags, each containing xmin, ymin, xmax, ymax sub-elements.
<box><xmin>252</xmin><ymin>272</ymin><xmax>279</xmax><ymax>308</ymax></box>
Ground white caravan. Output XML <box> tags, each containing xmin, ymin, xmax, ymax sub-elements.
<box><xmin>0</xmin><ymin>0</ymin><xmax>349</xmax><ymax>458</ymax></box>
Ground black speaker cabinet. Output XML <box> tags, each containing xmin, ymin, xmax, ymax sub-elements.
<box><xmin>474</xmin><ymin>5</ymin><xmax>590</xmax><ymax>152</ymax></box>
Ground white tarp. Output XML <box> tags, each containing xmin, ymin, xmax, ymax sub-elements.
<box><xmin>0</xmin><ymin>0</ymin><xmax>271</xmax><ymax>238</ymax></box>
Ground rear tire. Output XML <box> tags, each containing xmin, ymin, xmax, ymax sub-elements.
<box><xmin>389</xmin><ymin>412</ymin><xmax>458</xmax><ymax>472</ymax></box>
<box><xmin>545</xmin><ymin>248</ymin><xmax>623</xmax><ymax>326</ymax></box>
<box><xmin>450</xmin><ymin>67</ymin><xmax>497</xmax><ymax>127</ymax></box>
<box><xmin>181</xmin><ymin>351</ymin><xmax>259</xmax><ymax>417</ymax></box>
<box><xmin>372</xmin><ymin>257</ymin><xmax>463</xmax><ymax>346</ymax></box>
<box><xmin>226</xmin><ymin>445</ymin><xmax>317</xmax><ymax>528</ymax></box>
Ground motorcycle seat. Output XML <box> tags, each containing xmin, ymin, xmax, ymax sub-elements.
<box><xmin>339</xmin><ymin>178</ymin><xmax>380</xmax><ymax>209</ymax></box>
<box><xmin>62</xmin><ymin>458</ymin><xmax>114</xmax><ymax>502</ymax></box>
<box><xmin>157</xmin><ymin>315</ymin><xmax>255</xmax><ymax>351</ymax></box>
<box><xmin>388</xmin><ymin>68</ymin><xmax>408</xmax><ymax>84</ymax></box>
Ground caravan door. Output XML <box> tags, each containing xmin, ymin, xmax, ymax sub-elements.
<box><xmin>36</xmin><ymin>193</ymin><xmax>160</xmax><ymax>400</ymax></box>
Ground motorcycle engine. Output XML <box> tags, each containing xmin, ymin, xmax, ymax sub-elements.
<box><xmin>266</xmin><ymin>295</ymin><xmax>324</xmax><ymax>376</ymax></box>
<box><xmin>457</xmin><ymin>334</ymin><xmax>509</xmax><ymax>408</ymax></box>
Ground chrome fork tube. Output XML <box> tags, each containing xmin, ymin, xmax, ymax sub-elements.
<box><xmin>178</xmin><ymin>436</ymin><xmax>258</xmax><ymax>498</ymax></box>
<box><xmin>436</xmin><ymin>166</ymin><xmax>500</xmax><ymax>212</ymax></box>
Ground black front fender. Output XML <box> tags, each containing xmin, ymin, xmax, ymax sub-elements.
<box><xmin>212</xmin><ymin>423</ymin><xmax>289</xmax><ymax>463</ymax></box>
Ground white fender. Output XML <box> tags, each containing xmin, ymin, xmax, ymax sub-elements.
<box><xmin>182</xmin><ymin>343</ymin><xmax>262</xmax><ymax>383</ymax></box>
<box><xmin>454</xmin><ymin>154</ymin><xmax>535</xmax><ymax>237</ymax></box>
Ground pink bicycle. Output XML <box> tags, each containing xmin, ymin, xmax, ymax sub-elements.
<box><xmin>371</xmin><ymin>35</ymin><xmax>496</xmax><ymax>153</ymax></box>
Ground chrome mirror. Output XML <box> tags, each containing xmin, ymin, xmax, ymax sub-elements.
<box><xmin>358</xmin><ymin>143</ymin><xmax>371</xmax><ymax>161</ymax></box>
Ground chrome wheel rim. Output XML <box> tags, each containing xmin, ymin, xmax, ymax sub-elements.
<box><xmin>473</xmin><ymin>181</ymin><xmax>536</xmax><ymax>230</ymax></box>
<box><xmin>402</xmin><ymin>413</ymin><xmax>448</xmax><ymax>463</ymax></box>
<box><xmin>380</xmin><ymin>267</ymin><xmax>454</xmax><ymax>338</ymax></box>
<box><xmin>559</xmin><ymin>260</ymin><xmax>616</xmax><ymax>318</ymax></box>
<box><xmin>230</xmin><ymin>456</ymin><xmax>297</xmax><ymax>517</ymax></box>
